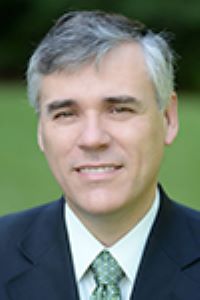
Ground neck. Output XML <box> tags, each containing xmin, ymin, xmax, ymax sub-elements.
<box><xmin>67</xmin><ymin>188</ymin><xmax>156</xmax><ymax>247</ymax></box>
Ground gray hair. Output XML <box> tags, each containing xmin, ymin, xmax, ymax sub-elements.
<box><xmin>27</xmin><ymin>10</ymin><xmax>176</xmax><ymax>112</ymax></box>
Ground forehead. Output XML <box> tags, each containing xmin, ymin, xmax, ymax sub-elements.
<box><xmin>39</xmin><ymin>42</ymin><xmax>155</xmax><ymax>106</ymax></box>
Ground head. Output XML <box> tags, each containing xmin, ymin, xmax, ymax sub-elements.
<box><xmin>27</xmin><ymin>10</ymin><xmax>175</xmax><ymax>113</ymax></box>
<box><xmin>27</xmin><ymin>11</ymin><xmax>178</xmax><ymax>235</ymax></box>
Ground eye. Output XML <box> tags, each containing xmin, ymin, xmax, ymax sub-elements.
<box><xmin>110</xmin><ymin>105</ymin><xmax>135</xmax><ymax>114</ymax></box>
<box><xmin>53</xmin><ymin>110</ymin><xmax>75</xmax><ymax>119</ymax></box>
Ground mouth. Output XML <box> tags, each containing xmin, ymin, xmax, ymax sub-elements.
<box><xmin>74</xmin><ymin>164</ymin><xmax>123</xmax><ymax>179</ymax></box>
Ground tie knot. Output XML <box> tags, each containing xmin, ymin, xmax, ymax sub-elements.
<box><xmin>91</xmin><ymin>250</ymin><xmax>124</xmax><ymax>286</ymax></box>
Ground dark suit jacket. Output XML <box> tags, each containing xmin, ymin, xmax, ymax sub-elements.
<box><xmin>1</xmin><ymin>186</ymin><xmax>200</xmax><ymax>299</ymax></box>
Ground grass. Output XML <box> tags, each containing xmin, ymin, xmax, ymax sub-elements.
<box><xmin>0</xmin><ymin>81</ymin><xmax>200</xmax><ymax>215</ymax></box>
<box><xmin>159</xmin><ymin>93</ymin><xmax>200</xmax><ymax>209</ymax></box>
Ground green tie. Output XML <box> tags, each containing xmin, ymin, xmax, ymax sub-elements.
<box><xmin>90</xmin><ymin>250</ymin><xmax>125</xmax><ymax>300</ymax></box>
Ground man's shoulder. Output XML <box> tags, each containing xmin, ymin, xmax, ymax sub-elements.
<box><xmin>172</xmin><ymin>200</ymin><xmax>200</xmax><ymax>234</ymax></box>
<box><xmin>159</xmin><ymin>186</ymin><xmax>200</xmax><ymax>242</ymax></box>
<box><xmin>168</xmin><ymin>196</ymin><xmax>200</xmax><ymax>223</ymax></box>
<box><xmin>0</xmin><ymin>198</ymin><xmax>63</xmax><ymax>244</ymax></box>
<box><xmin>160</xmin><ymin>185</ymin><xmax>200</xmax><ymax>219</ymax></box>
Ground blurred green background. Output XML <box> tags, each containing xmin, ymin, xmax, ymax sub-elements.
<box><xmin>0</xmin><ymin>0</ymin><xmax>200</xmax><ymax>215</ymax></box>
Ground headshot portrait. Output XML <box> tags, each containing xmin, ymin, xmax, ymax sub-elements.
<box><xmin>0</xmin><ymin>7</ymin><xmax>200</xmax><ymax>300</ymax></box>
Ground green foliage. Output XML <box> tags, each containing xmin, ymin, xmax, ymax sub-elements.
<box><xmin>0</xmin><ymin>82</ymin><xmax>200</xmax><ymax>215</ymax></box>
<box><xmin>1</xmin><ymin>0</ymin><xmax>200</xmax><ymax>90</ymax></box>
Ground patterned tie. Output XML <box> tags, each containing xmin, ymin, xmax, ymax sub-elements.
<box><xmin>90</xmin><ymin>250</ymin><xmax>125</xmax><ymax>300</ymax></box>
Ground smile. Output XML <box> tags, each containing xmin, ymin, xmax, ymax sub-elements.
<box><xmin>75</xmin><ymin>164</ymin><xmax>122</xmax><ymax>179</ymax></box>
<box><xmin>79</xmin><ymin>166</ymin><xmax>117</xmax><ymax>174</ymax></box>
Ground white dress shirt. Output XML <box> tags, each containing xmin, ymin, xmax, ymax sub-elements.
<box><xmin>64</xmin><ymin>190</ymin><xmax>160</xmax><ymax>300</ymax></box>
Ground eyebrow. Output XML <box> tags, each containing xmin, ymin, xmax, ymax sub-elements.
<box><xmin>46</xmin><ymin>99</ymin><xmax>76</xmax><ymax>114</ymax></box>
<box><xmin>103</xmin><ymin>95</ymin><xmax>142</xmax><ymax>107</ymax></box>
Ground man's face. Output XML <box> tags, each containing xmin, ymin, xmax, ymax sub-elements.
<box><xmin>38</xmin><ymin>43</ymin><xmax>178</xmax><ymax>221</ymax></box>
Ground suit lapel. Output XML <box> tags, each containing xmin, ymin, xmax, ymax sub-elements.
<box><xmin>6</xmin><ymin>198</ymin><xmax>79</xmax><ymax>300</ymax></box>
<box><xmin>130</xmin><ymin>187</ymin><xmax>200</xmax><ymax>300</ymax></box>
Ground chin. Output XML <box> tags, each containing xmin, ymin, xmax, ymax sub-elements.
<box><xmin>82</xmin><ymin>194</ymin><xmax>127</xmax><ymax>216</ymax></box>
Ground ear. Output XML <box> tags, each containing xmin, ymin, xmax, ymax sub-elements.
<box><xmin>163</xmin><ymin>92</ymin><xmax>179</xmax><ymax>145</ymax></box>
<box><xmin>37</xmin><ymin>121</ymin><xmax>44</xmax><ymax>152</ymax></box>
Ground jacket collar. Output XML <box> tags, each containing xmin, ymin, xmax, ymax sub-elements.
<box><xmin>151</xmin><ymin>185</ymin><xmax>200</xmax><ymax>267</ymax></box>
<box><xmin>18</xmin><ymin>198</ymin><xmax>65</xmax><ymax>263</ymax></box>
<box><xmin>6</xmin><ymin>198</ymin><xmax>79</xmax><ymax>300</ymax></box>
<box><xmin>131</xmin><ymin>185</ymin><xmax>200</xmax><ymax>300</ymax></box>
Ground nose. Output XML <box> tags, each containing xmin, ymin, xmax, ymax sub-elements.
<box><xmin>78</xmin><ymin>114</ymin><xmax>111</xmax><ymax>151</ymax></box>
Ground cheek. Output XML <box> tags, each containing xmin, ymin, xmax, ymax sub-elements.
<box><xmin>120</xmin><ymin>120</ymin><xmax>165</xmax><ymax>166</ymax></box>
<box><xmin>114</xmin><ymin>120</ymin><xmax>153</xmax><ymax>150</ymax></box>
<box><xmin>40</xmin><ymin>125</ymin><xmax>74</xmax><ymax>155</ymax></box>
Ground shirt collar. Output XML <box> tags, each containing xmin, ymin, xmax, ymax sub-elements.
<box><xmin>65</xmin><ymin>204</ymin><xmax>104</xmax><ymax>281</ymax></box>
<box><xmin>64</xmin><ymin>189</ymin><xmax>160</xmax><ymax>282</ymax></box>
<box><xmin>109</xmin><ymin>189</ymin><xmax>160</xmax><ymax>281</ymax></box>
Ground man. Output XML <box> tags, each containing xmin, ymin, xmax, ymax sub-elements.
<box><xmin>0</xmin><ymin>10</ymin><xmax>200</xmax><ymax>300</ymax></box>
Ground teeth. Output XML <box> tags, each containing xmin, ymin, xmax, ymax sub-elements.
<box><xmin>79</xmin><ymin>166</ymin><xmax>115</xmax><ymax>174</ymax></box>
